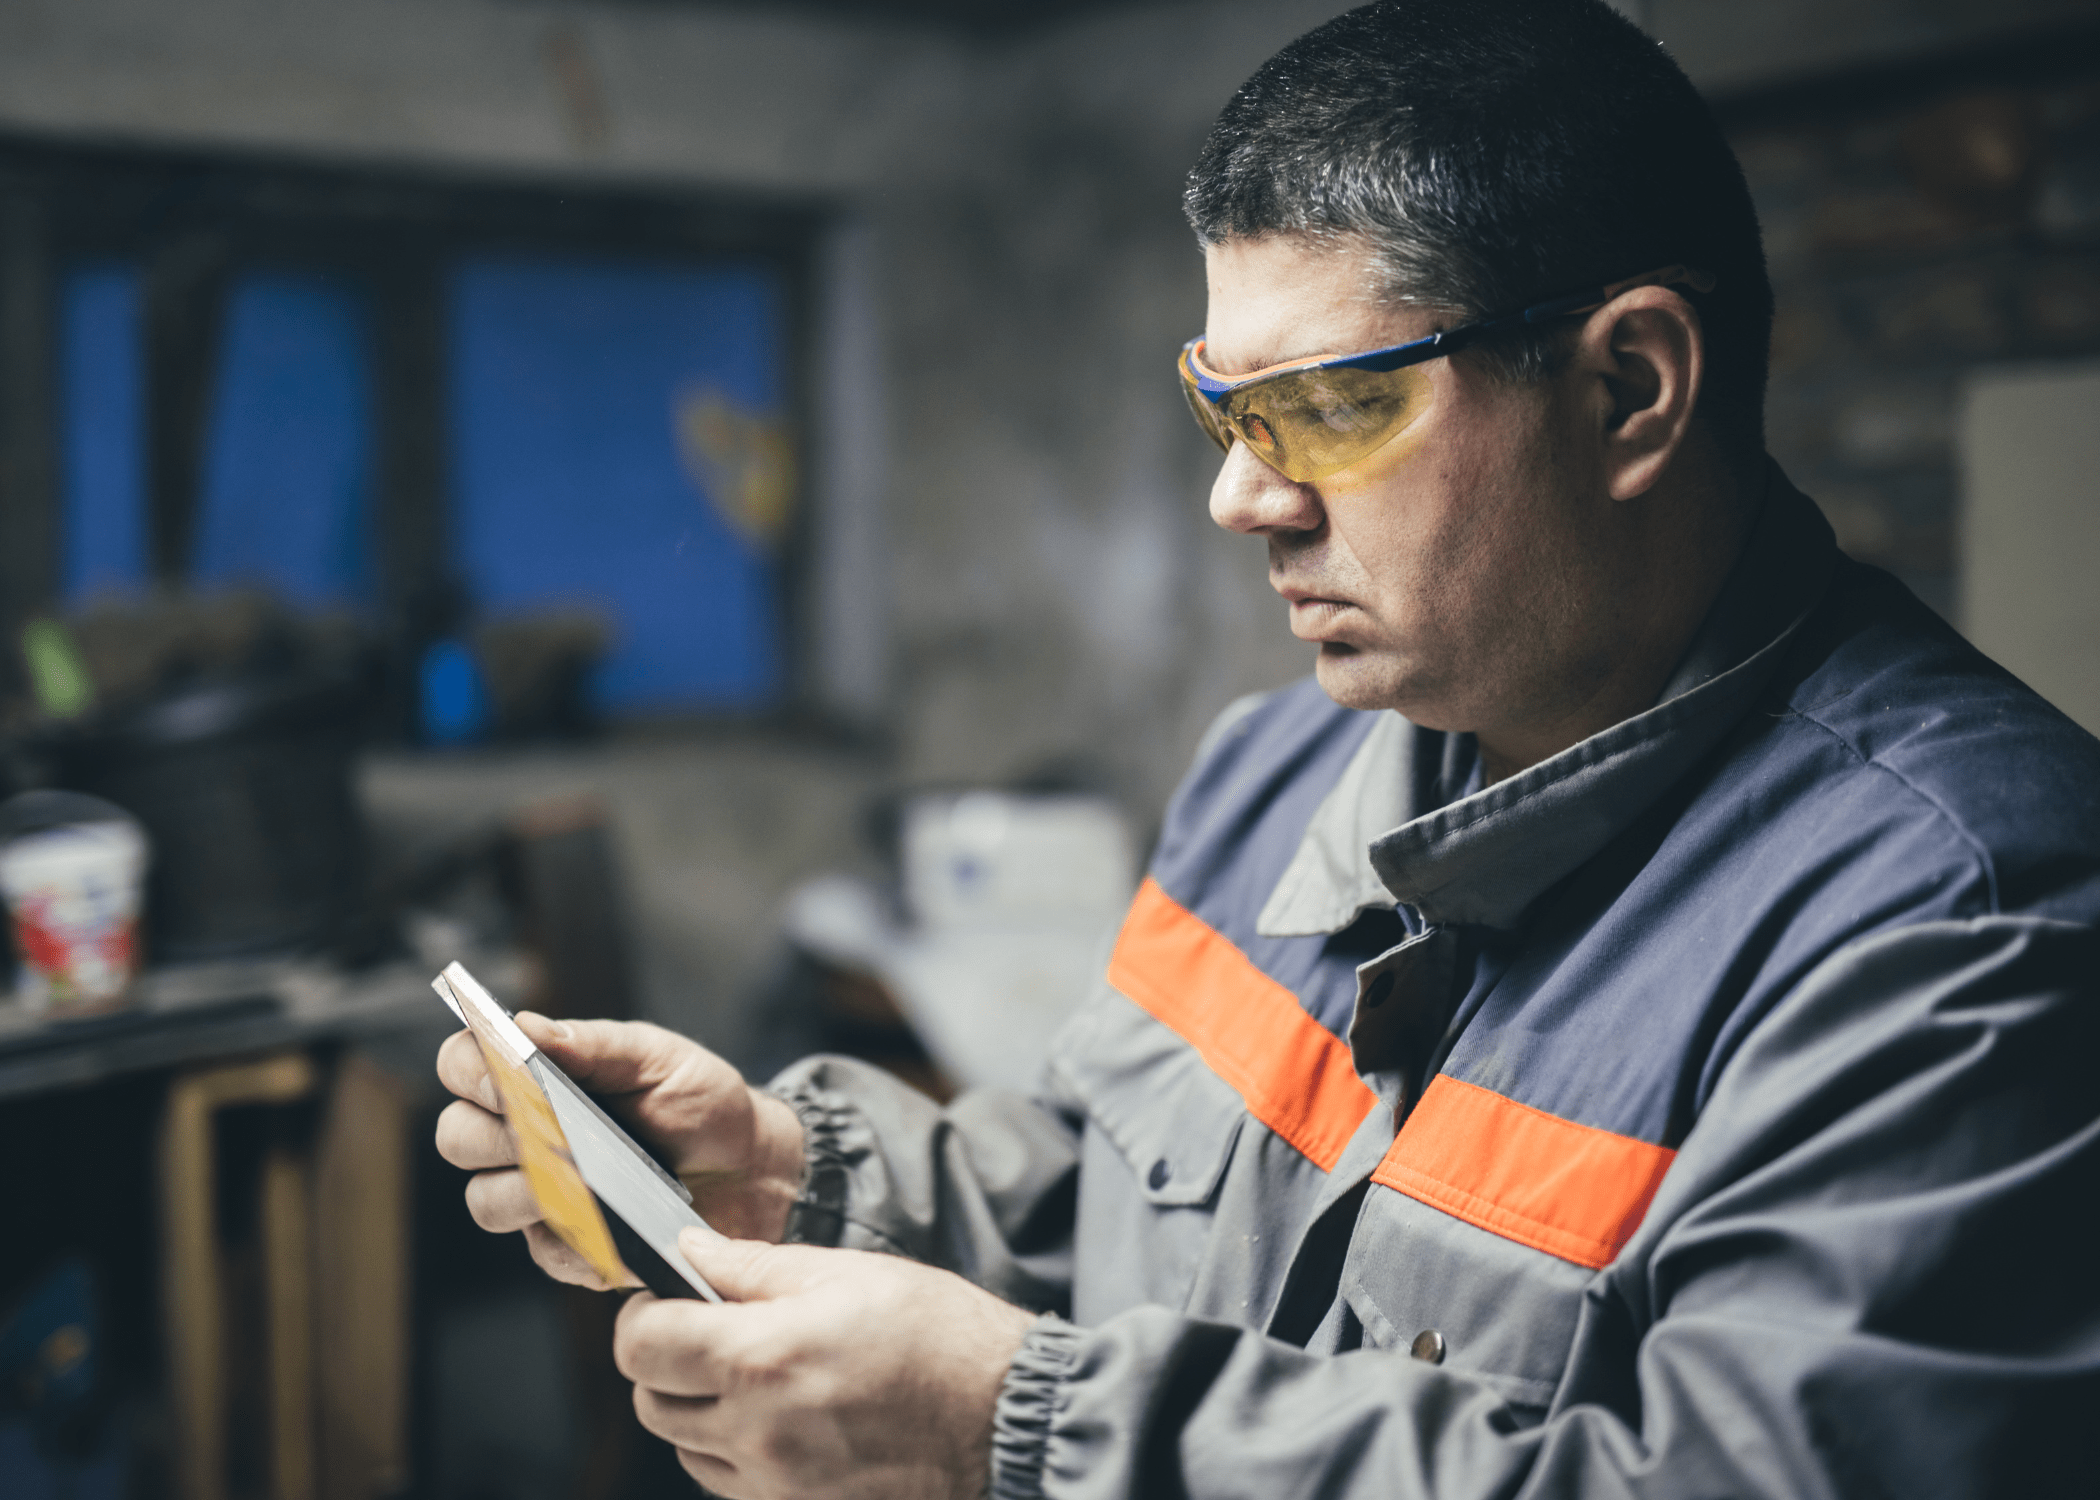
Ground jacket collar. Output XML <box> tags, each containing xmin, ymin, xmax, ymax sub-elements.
<box><xmin>1257</xmin><ymin>466</ymin><xmax>1837</xmax><ymax>938</ymax></box>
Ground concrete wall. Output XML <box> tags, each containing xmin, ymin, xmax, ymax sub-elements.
<box><xmin>1959</xmin><ymin>363</ymin><xmax>2100</xmax><ymax>736</ymax></box>
<box><xmin>7</xmin><ymin>0</ymin><xmax>2094</xmax><ymax>1044</ymax></box>
<box><xmin>0</xmin><ymin>0</ymin><xmax>978</xmax><ymax>190</ymax></box>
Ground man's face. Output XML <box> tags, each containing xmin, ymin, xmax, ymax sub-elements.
<box><xmin>1204</xmin><ymin>234</ymin><xmax>1633</xmax><ymax>741</ymax></box>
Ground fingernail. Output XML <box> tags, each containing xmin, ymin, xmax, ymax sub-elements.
<box><xmin>520</xmin><ymin>1011</ymin><xmax>572</xmax><ymax>1043</ymax></box>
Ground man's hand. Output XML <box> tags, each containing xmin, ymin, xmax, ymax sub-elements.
<box><xmin>433</xmin><ymin>1014</ymin><xmax>806</xmax><ymax>1285</ymax></box>
<box><xmin>617</xmin><ymin>1231</ymin><xmax>1034</xmax><ymax>1500</ymax></box>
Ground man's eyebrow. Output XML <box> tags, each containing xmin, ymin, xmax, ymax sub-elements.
<box><xmin>1205</xmin><ymin>345</ymin><xmax>1309</xmax><ymax>376</ymax></box>
<box><xmin>1206</xmin><ymin>331</ymin><xmax>1427</xmax><ymax>376</ymax></box>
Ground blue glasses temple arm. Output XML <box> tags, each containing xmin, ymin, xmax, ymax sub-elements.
<box><xmin>1330</xmin><ymin>287</ymin><xmax>1604</xmax><ymax>375</ymax></box>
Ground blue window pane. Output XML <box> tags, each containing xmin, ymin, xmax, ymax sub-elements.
<box><xmin>191</xmin><ymin>272</ymin><xmax>375</xmax><ymax>605</ymax></box>
<box><xmin>449</xmin><ymin>257</ymin><xmax>788</xmax><ymax>713</ymax></box>
<box><xmin>59</xmin><ymin>265</ymin><xmax>147</xmax><ymax>602</ymax></box>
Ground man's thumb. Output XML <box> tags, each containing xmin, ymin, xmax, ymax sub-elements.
<box><xmin>514</xmin><ymin>1010</ymin><xmax>578</xmax><ymax>1050</ymax></box>
<box><xmin>678</xmin><ymin>1229</ymin><xmax>805</xmax><ymax>1303</ymax></box>
<box><xmin>516</xmin><ymin>1013</ymin><xmax>659</xmax><ymax>1091</ymax></box>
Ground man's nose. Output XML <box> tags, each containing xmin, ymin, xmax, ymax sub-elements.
<box><xmin>1208</xmin><ymin>440</ymin><xmax>1324</xmax><ymax>535</ymax></box>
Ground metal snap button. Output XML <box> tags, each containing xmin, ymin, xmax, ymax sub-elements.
<box><xmin>1362</xmin><ymin>972</ymin><xmax>1396</xmax><ymax>1009</ymax></box>
<box><xmin>1147</xmin><ymin>1158</ymin><xmax>1172</xmax><ymax>1190</ymax></box>
<box><xmin>1409</xmin><ymin>1329</ymin><xmax>1446</xmax><ymax>1364</ymax></box>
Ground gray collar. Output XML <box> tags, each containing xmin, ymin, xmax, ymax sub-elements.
<box><xmin>1257</xmin><ymin>467</ymin><xmax>1838</xmax><ymax>938</ymax></box>
<box><xmin>1256</xmin><ymin>710</ymin><xmax>1426</xmax><ymax>938</ymax></box>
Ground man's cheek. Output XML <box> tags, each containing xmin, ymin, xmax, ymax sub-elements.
<box><xmin>1320</xmin><ymin>413</ymin><xmax>1437</xmax><ymax>497</ymax></box>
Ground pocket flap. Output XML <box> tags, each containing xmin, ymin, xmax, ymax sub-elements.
<box><xmin>1055</xmin><ymin>988</ymin><xmax>1245</xmax><ymax>1207</ymax></box>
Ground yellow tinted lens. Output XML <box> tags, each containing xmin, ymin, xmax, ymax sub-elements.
<box><xmin>1225</xmin><ymin>364</ymin><xmax>1432</xmax><ymax>481</ymax></box>
<box><xmin>1178</xmin><ymin>352</ymin><xmax>1234</xmax><ymax>453</ymax></box>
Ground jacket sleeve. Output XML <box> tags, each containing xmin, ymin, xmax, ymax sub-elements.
<box><xmin>987</xmin><ymin>915</ymin><xmax>2100</xmax><ymax>1500</ymax></box>
<box><xmin>759</xmin><ymin>696</ymin><xmax>1277</xmax><ymax>1316</ymax></box>
<box><xmin>766</xmin><ymin>1052</ymin><xmax>1081</xmax><ymax>1314</ymax></box>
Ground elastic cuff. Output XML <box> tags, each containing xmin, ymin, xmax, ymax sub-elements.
<box><xmin>989</xmin><ymin>1315</ymin><xmax>1085</xmax><ymax>1500</ymax></box>
<box><xmin>768</xmin><ymin>1076</ymin><xmax>859</xmax><ymax>1247</ymax></box>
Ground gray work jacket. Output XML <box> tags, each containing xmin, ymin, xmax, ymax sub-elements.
<box><xmin>771</xmin><ymin>474</ymin><xmax>2100</xmax><ymax>1499</ymax></box>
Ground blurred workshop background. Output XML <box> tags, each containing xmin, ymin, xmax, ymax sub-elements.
<box><xmin>0</xmin><ymin>1</ymin><xmax>2095</xmax><ymax>1498</ymax></box>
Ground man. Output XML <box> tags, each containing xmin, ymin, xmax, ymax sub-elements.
<box><xmin>437</xmin><ymin>2</ymin><xmax>2100</xmax><ymax>1495</ymax></box>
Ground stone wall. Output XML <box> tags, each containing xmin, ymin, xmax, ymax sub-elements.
<box><xmin>1725</xmin><ymin>35</ymin><xmax>2100</xmax><ymax>617</ymax></box>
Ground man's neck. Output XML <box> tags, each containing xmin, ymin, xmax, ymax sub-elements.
<box><xmin>1476</xmin><ymin>452</ymin><xmax>1763</xmax><ymax>786</ymax></box>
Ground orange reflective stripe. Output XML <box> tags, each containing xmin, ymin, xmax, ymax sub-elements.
<box><xmin>1107</xmin><ymin>876</ymin><xmax>1377</xmax><ymax>1171</ymax></box>
<box><xmin>1372</xmin><ymin>1075</ymin><xmax>1674</xmax><ymax>1269</ymax></box>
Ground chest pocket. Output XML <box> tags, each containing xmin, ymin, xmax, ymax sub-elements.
<box><xmin>1343</xmin><ymin>1186</ymin><xmax>1595</xmax><ymax>1418</ymax></box>
<box><xmin>1055</xmin><ymin>988</ymin><xmax>1246</xmax><ymax>1321</ymax></box>
<box><xmin>1340</xmin><ymin>1073</ymin><xmax>1675</xmax><ymax>1417</ymax></box>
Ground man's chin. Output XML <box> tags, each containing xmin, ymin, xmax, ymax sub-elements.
<box><xmin>1311</xmin><ymin>644</ymin><xmax>1410</xmax><ymax>712</ymax></box>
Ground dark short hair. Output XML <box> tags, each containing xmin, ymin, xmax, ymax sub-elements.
<box><xmin>1184</xmin><ymin>0</ymin><xmax>1772</xmax><ymax>455</ymax></box>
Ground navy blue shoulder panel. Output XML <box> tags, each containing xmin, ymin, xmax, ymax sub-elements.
<box><xmin>1149</xmin><ymin>678</ymin><xmax>1390</xmax><ymax>1039</ymax></box>
<box><xmin>1446</xmin><ymin>559</ymin><xmax>2100</xmax><ymax>1145</ymax></box>
<box><xmin>1781</xmin><ymin>559</ymin><xmax>2100</xmax><ymax>922</ymax></box>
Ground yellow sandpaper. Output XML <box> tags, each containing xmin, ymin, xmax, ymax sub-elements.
<box><xmin>455</xmin><ymin>993</ymin><xmax>635</xmax><ymax>1289</ymax></box>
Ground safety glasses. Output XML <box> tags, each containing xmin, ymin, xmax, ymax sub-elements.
<box><xmin>1179</xmin><ymin>264</ymin><xmax>1716</xmax><ymax>483</ymax></box>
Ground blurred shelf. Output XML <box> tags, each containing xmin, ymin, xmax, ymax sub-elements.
<box><xmin>0</xmin><ymin>951</ymin><xmax>525</xmax><ymax>1102</ymax></box>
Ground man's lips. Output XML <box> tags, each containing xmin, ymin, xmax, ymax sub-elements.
<box><xmin>1275</xmin><ymin>584</ymin><xmax>1359</xmax><ymax>637</ymax></box>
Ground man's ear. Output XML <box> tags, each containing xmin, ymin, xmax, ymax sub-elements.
<box><xmin>1579</xmin><ymin>286</ymin><xmax>1704</xmax><ymax>502</ymax></box>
